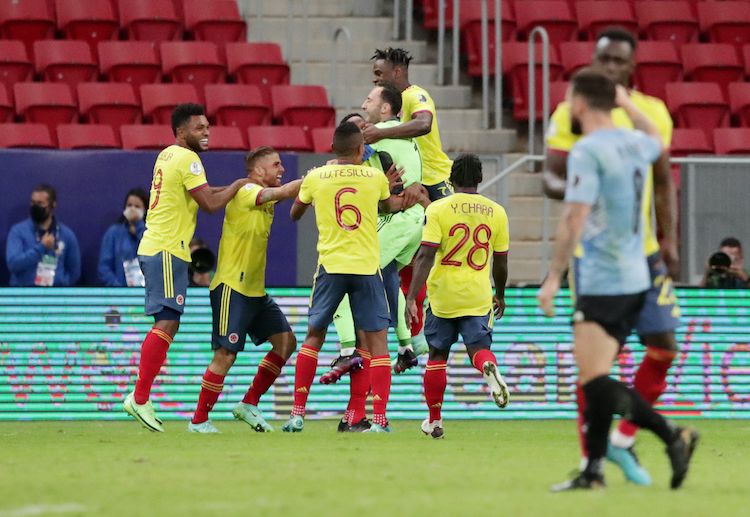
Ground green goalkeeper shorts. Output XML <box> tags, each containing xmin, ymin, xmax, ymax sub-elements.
<box><xmin>377</xmin><ymin>205</ymin><xmax>425</xmax><ymax>269</ymax></box>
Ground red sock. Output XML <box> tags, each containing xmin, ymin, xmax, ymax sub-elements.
<box><xmin>617</xmin><ymin>347</ymin><xmax>676</xmax><ymax>437</ymax></box>
<box><xmin>576</xmin><ymin>382</ymin><xmax>589</xmax><ymax>458</ymax></box>
<box><xmin>424</xmin><ymin>360</ymin><xmax>447</xmax><ymax>422</ymax></box>
<box><xmin>348</xmin><ymin>350</ymin><xmax>371</xmax><ymax>424</ymax></box>
<box><xmin>471</xmin><ymin>349</ymin><xmax>497</xmax><ymax>372</ymax></box>
<box><xmin>292</xmin><ymin>344</ymin><xmax>319</xmax><ymax>416</ymax></box>
<box><xmin>370</xmin><ymin>354</ymin><xmax>392</xmax><ymax>426</ymax></box>
<box><xmin>243</xmin><ymin>351</ymin><xmax>286</xmax><ymax>406</ymax></box>
<box><xmin>134</xmin><ymin>328</ymin><xmax>172</xmax><ymax>404</ymax></box>
<box><xmin>192</xmin><ymin>369</ymin><xmax>225</xmax><ymax>424</ymax></box>
<box><xmin>399</xmin><ymin>266</ymin><xmax>427</xmax><ymax>336</ymax></box>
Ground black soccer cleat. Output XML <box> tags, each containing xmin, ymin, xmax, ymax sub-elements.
<box><xmin>320</xmin><ymin>351</ymin><xmax>364</xmax><ymax>384</ymax></box>
<box><xmin>550</xmin><ymin>471</ymin><xmax>606</xmax><ymax>492</ymax></box>
<box><xmin>347</xmin><ymin>418</ymin><xmax>372</xmax><ymax>432</ymax></box>
<box><xmin>337</xmin><ymin>418</ymin><xmax>350</xmax><ymax>433</ymax></box>
<box><xmin>393</xmin><ymin>349</ymin><xmax>418</xmax><ymax>374</ymax></box>
<box><xmin>666</xmin><ymin>427</ymin><xmax>700</xmax><ymax>489</ymax></box>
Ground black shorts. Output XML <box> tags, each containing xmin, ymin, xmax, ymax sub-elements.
<box><xmin>573</xmin><ymin>292</ymin><xmax>647</xmax><ymax>346</ymax></box>
<box><xmin>210</xmin><ymin>284</ymin><xmax>291</xmax><ymax>352</ymax></box>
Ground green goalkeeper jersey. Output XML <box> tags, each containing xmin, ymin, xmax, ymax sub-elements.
<box><xmin>370</xmin><ymin>119</ymin><xmax>423</xmax><ymax>189</ymax></box>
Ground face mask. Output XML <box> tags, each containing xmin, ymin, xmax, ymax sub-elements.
<box><xmin>124</xmin><ymin>207</ymin><xmax>145</xmax><ymax>221</ymax></box>
<box><xmin>30</xmin><ymin>204</ymin><xmax>49</xmax><ymax>224</ymax></box>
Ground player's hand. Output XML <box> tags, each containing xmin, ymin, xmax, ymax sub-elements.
<box><xmin>493</xmin><ymin>296</ymin><xmax>506</xmax><ymax>319</ymax></box>
<box><xmin>730</xmin><ymin>265</ymin><xmax>749</xmax><ymax>282</ymax></box>
<box><xmin>660</xmin><ymin>239</ymin><xmax>680</xmax><ymax>279</ymax></box>
<box><xmin>40</xmin><ymin>232</ymin><xmax>55</xmax><ymax>250</ymax></box>
<box><xmin>400</xmin><ymin>183</ymin><xmax>422</xmax><ymax>210</ymax></box>
<box><xmin>362</xmin><ymin>123</ymin><xmax>384</xmax><ymax>144</ymax></box>
<box><xmin>537</xmin><ymin>275</ymin><xmax>560</xmax><ymax>317</ymax></box>
<box><xmin>232</xmin><ymin>177</ymin><xmax>251</xmax><ymax>190</ymax></box>
<box><xmin>614</xmin><ymin>84</ymin><xmax>631</xmax><ymax>108</ymax></box>
<box><xmin>385</xmin><ymin>164</ymin><xmax>404</xmax><ymax>192</ymax></box>
<box><xmin>405</xmin><ymin>297</ymin><xmax>419</xmax><ymax>327</ymax></box>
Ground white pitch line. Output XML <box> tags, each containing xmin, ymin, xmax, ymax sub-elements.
<box><xmin>0</xmin><ymin>503</ymin><xmax>87</xmax><ymax>517</ymax></box>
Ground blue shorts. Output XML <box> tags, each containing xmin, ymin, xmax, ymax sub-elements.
<box><xmin>308</xmin><ymin>265</ymin><xmax>390</xmax><ymax>332</ymax></box>
<box><xmin>635</xmin><ymin>253</ymin><xmax>681</xmax><ymax>336</ymax></box>
<box><xmin>382</xmin><ymin>261</ymin><xmax>400</xmax><ymax>327</ymax></box>
<box><xmin>425</xmin><ymin>181</ymin><xmax>453</xmax><ymax>201</ymax></box>
<box><xmin>139</xmin><ymin>252</ymin><xmax>189</xmax><ymax>319</ymax></box>
<box><xmin>424</xmin><ymin>308</ymin><xmax>493</xmax><ymax>350</ymax></box>
<box><xmin>210</xmin><ymin>284</ymin><xmax>291</xmax><ymax>352</ymax></box>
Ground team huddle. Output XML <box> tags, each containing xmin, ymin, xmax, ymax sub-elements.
<box><xmin>122</xmin><ymin>43</ymin><xmax>699</xmax><ymax>491</ymax></box>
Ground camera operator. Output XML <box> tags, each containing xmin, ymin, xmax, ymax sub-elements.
<box><xmin>701</xmin><ymin>239</ymin><xmax>749</xmax><ymax>289</ymax></box>
<box><xmin>188</xmin><ymin>238</ymin><xmax>215</xmax><ymax>287</ymax></box>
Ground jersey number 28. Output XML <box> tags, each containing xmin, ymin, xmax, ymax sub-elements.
<box><xmin>441</xmin><ymin>223</ymin><xmax>492</xmax><ymax>270</ymax></box>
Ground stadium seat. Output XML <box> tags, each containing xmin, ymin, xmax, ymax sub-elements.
<box><xmin>729</xmin><ymin>82</ymin><xmax>750</xmax><ymax>127</ymax></box>
<box><xmin>33</xmin><ymin>40</ymin><xmax>98</xmax><ymax>90</ymax></box>
<box><xmin>120</xmin><ymin>124</ymin><xmax>174</xmax><ymax>150</ymax></box>
<box><xmin>670</xmin><ymin>128</ymin><xmax>713</xmax><ymax>156</ymax></box>
<box><xmin>0</xmin><ymin>0</ymin><xmax>55</xmax><ymax>55</ymax></box>
<box><xmin>206</xmin><ymin>125</ymin><xmax>247</xmax><ymax>151</ymax></box>
<box><xmin>576</xmin><ymin>2</ymin><xmax>637</xmax><ymax>40</ymax></box>
<box><xmin>503</xmin><ymin>42</ymin><xmax>564</xmax><ymax>120</ymax></box>
<box><xmin>0</xmin><ymin>123</ymin><xmax>54</xmax><ymax>148</ymax></box>
<box><xmin>0</xmin><ymin>85</ymin><xmax>12</xmax><ymax>122</ymax></box>
<box><xmin>57</xmin><ymin>124</ymin><xmax>119</xmax><ymax>149</ymax></box>
<box><xmin>634</xmin><ymin>41</ymin><xmax>682</xmax><ymax>100</ymax></box>
<box><xmin>247</xmin><ymin>126</ymin><xmax>312</xmax><ymax>153</ymax></box>
<box><xmin>635</xmin><ymin>1</ymin><xmax>699</xmax><ymax>48</ymax></box>
<box><xmin>0</xmin><ymin>41</ymin><xmax>33</xmax><ymax>98</ymax></box>
<box><xmin>270</xmin><ymin>85</ymin><xmax>336</xmax><ymax>131</ymax></box>
<box><xmin>549</xmin><ymin>81</ymin><xmax>570</xmax><ymax>111</ymax></box>
<box><xmin>56</xmin><ymin>0</ymin><xmax>118</xmax><ymax>48</ymax></box>
<box><xmin>713</xmin><ymin>128</ymin><xmax>750</xmax><ymax>155</ymax></box>
<box><xmin>205</xmin><ymin>84</ymin><xmax>271</xmax><ymax>129</ymax></box>
<box><xmin>559</xmin><ymin>42</ymin><xmax>595</xmax><ymax>79</ymax></box>
<box><xmin>119</xmin><ymin>0</ymin><xmax>182</xmax><ymax>41</ymax></box>
<box><xmin>515</xmin><ymin>1</ymin><xmax>577</xmax><ymax>43</ymax></box>
<box><xmin>461</xmin><ymin>0</ymin><xmax>516</xmax><ymax>76</ymax></box>
<box><xmin>98</xmin><ymin>41</ymin><xmax>161</xmax><ymax>91</ymax></box>
<box><xmin>140</xmin><ymin>84</ymin><xmax>199</xmax><ymax>125</ymax></box>
<box><xmin>698</xmin><ymin>1</ymin><xmax>750</xmax><ymax>47</ymax></box>
<box><xmin>744</xmin><ymin>44</ymin><xmax>750</xmax><ymax>78</ymax></box>
<box><xmin>681</xmin><ymin>43</ymin><xmax>743</xmax><ymax>97</ymax></box>
<box><xmin>160</xmin><ymin>42</ymin><xmax>226</xmax><ymax>100</ymax></box>
<box><xmin>182</xmin><ymin>0</ymin><xmax>246</xmax><ymax>43</ymax></box>
<box><xmin>77</xmin><ymin>83</ymin><xmax>141</xmax><ymax>130</ymax></box>
<box><xmin>225</xmin><ymin>42</ymin><xmax>290</xmax><ymax>103</ymax></box>
<box><xmin>422</xmin><ymin>0</ymin><xmax>515</xmax><ymax>38</ymax></box>
<box><xmin>14</xmin><ymin>82</ymin><xmax>78</xmax><ymax>132</ymax></box>
<box><xmin>310</xmin><ymin>126</ymin><xmax>335</xmax><ymax>153</ymax></box>
<box><xmin>665</xmin><ymin>82</ymin><xmax>729</xmax><ymax>136</ymax></box>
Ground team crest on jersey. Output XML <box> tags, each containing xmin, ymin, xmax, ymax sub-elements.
<box><xmin>176</xmin><ymin>295</ymin><xmax>185</xmax><ymax>305</ymax></box>
<box><xmin>418</xmin><ymin>94</ymin><xmax>427</xmax><ymax>103</ymax></box>
<box><xmin>228</xmin><ymin>333</ymin><xmax>239</xmax><ymax>344</ymax></box>
<box><xmin>189</xmin><ymin>161</ymin><xmax>203</xmax><ymax>175</ymax></box>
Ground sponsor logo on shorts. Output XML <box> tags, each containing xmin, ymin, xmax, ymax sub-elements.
<box><xmin>176</xmin><ymin>295</ymin><xmax>185</xmax><ymax>305</ymax></box>
<box><xmin>229</xmin><ymin>333</ymin><xmax>239</xmax><ymax>344</ymax></box>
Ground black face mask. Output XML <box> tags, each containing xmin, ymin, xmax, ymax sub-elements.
<box><xmin>30</xmin><ymin>204</ymin><xmax>49</xmax><ymax>224</ymax></box>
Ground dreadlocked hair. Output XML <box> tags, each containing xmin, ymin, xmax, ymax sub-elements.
<box><xmin>371</xmin><ymin>47</ymin><xmax>413</xmax><ymax>68</ymax></box>
<box><xmin>450</xmin><ymin>154</ymin><xmax>483</xmax><ymax>188</ymax></box>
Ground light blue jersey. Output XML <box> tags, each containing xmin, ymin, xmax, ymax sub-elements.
<box><xmin>565</xmin><ymin>128</ymin><xmax>662</xmax><ymax>296</ymax></box>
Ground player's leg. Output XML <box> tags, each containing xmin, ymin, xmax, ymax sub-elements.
<box><xmin>320</xmin><ymin>295</ymin><xmax>364</xmax><ymax>385</ymax></box>
<box><xmin>464</xmin><ymin>312</ymin><xmax>509</xmax><ymax>409</ymax></box>
<box><xmin>189</xmin><ymin>348</ymin><xmax>235</xmax><ymax>434</ymax></box>
<box><xmin>345</xmin><ymin>337</ymin><xmax>372</xmax><ymax>431</ymax></box>
<box><xmin>421</xmin><ymin>308</ymin><xmax>455</xmax><ymax>438</ymax></box>
<box><xmin>568</xmin><ymin>258</ymin><xmax>592</xmax><ymax>469</ymax></box>
<box><xmin>399</xmin><ymin>264</ymin><xmax>428</xmax><ymax>349</ymax></box>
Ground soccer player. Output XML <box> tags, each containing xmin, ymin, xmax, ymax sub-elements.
<box><xmin>285</xmin><ymin>122</ymin><xmax>415</xmax><ymax>433</ymax></box>
<box><xmin>123</xmin><ymin>103</ymin><xmax>250</xmax><ymax>432</ymax></box>
<box><xmin>537</xmin><ymin>70</ymin><xmax>698</xmax><ymax>491</ymax></box>
<box><xmin>542</xmin><ymin>28</ymin><xmax>680</xmax><ymax>484</ymax></box>
<box><xmin>188</xmin><ymin>147</ymin><xmax>302</xmax><ymax>433</ymax></box>
<box><xmin>406</xmin><ymin>154</ymin><xmax>511</xmax><ymax>439</ymax></box>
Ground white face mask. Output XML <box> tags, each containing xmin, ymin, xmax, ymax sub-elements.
<box><xmin>124</xmin><ymin>207</ymin><xmax>145</xmax><ymax>221</ymax></box>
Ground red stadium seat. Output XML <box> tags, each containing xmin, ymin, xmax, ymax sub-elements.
<box><xmin>0</xmin><ymin>41</ymin><xmax>33</xmax><ymax>98</ymax></box>
<box><xmin>33</xmin><ymin>40</ymin><xmax>98</xmax><ymax>90</ymax></box>
<box><xmin>0</xmin><ymin>85</ymin><xmax>12</xmax><ymax>122</ymax></box>
<box><xmin>549</xmin><ymin>81</ymin><xmax>570</xmax><ymax>111</ymax></box>
<box><xmin>98</xmin><ymin>41</ymin><xmax>161</xmax><ymax>91</ymax></box>
<box><xmin>247</xmin><ymin>126</ymin><xmax>312</xmax><ymax>153</ymax></box>
<box><xmin>698</xmin><ymin>1</ymin><xmax>750</xmax><ymax>47</ymax></box>
<box><xmin>744</xmin><ymin>44</ymin><xmax>750</xmax><ymax>77</ymax></box>
<box><xmin>559</xmin><ymin>42</ymin><xmax>595</xmax><ymax>78</ymax></box>
<box><xmin>160</xmin><ymin>42</ymin><xmax>226</xmax><ymax>100</ymax></box>
<box><xmin>57</xmin><ymin>124</ymin><xmax>119</xmax><ymax>149</ymax></box>
<box><xmin>670</xmin><ymin>128</ymin><xmax>713</xmax><ymax>156</ymax></box>
<box><xmin>422</xmin><ymin>0</ymin><xmax>516</xmax><ymax>38</ymax></box>
<box><xmin>634</xmin><ymin>41</ymin><xmax>682</xmax><ymax>100</ymax></box>
<box><xmin>119</xmin><ymin>0</ymin><xmax>182</xmax><ymax>41</ymax></box>
<box><xmin>270</xmin><ymin>85</ymin><xmax>336</xmax><ymax>131</ymax></box>
<box><xmin>576</xmin><ymin>2</ymin><xmax>637</xmax><ymax>40</ymax></box>
<box><xmin>77</xmin><ymin>82</ymin><xmax>141</xmax><ymax>130</ymax></box>
<box><xmin>207</xmin><ymin>126</ymin><xmax>246</xmax><ymax>151</ymax></box>
<box><xmin>461</xmin><ymin>1</ymin><xmax>517</xmax><ymax>76</ymax></box>
<box><xmin>182</xmin><ymin>0</ymin><xmax>246</xmax><ymax>43</ymax></box>
<box><xmin>713</xmin><ymin>128</ymin><xmax>750</xmax><ymax>154</ymax></box>
<box><xmin>14</xmin><ymin>82</ymin><xmax>77</xmax><ymax>132</ymax></box>
<box><xmin>681</xmin><ymin>43</ymin><xmax>743</xmax><ymax>97</ymax></box>
<box><xmin>140</xmin><ymin>84</ymin><xmax>199</xmax><ymax>125</ymax></box>
<box><xmin>0</xmin><ymin>0</ymin><xmax>55</xmax><ymax>55</ymax></box>
<box><xmin>665</xmin><ymin>82</ymin><xmax>729</xmax><ymax>136</ymax></box>
<box><xmin>56</xmin><ymin>0</ymin><xmax>118</xmax><ymax>49</ymax></box>
<box><xmin>205</xmin><ymin>84</ymin><xmax>271</xmax><ymax>129</ymax></box>
<box><xmin>120</xmin><ymin>124</ymin><xmax>174</xmax><ymax>150</ymax></box>
<box><xmin>636</xmin><ymin>1</ymin><xmax>699</xmax><ymax>48</ymax></box>
<box><xmin>310</xmin><ymin>126</ymin><xmax>335</xmax><ymax>153</ymax></box>
<box><xmin>515</xmin><ymin>1</ymin><xmax>577</xmax><ymax>43</ymax></box>
<box><xmin>729</xmin><ymin>82</ymin><xmax>750</xmax><ymax>127</ymax></box>
<box><xmin>225</xmin><ymin>42</ymin><xmax>290</xmax><ymax>103</ymax></box>
<box><xmin>0</xmin><ymin>123</ymin><xmax>54</xmax><ymax>148</ymax></box>
<box><xmin>503</xmin><ymin>42</ymin><xmax>563</xmax><ymax>120</ymax></box>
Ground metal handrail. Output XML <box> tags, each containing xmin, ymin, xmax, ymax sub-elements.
<box><xmin>477</xmin><ymin>154</ymin><xmax>545</xmax><ymax>194</ymax></box>
<box><xmin>494</xmin><ymin>0</ymin><xmax>502</xmax><ymax>129</ymax></box>
<box><xmin>528</xmin><ymin>26</ymin><xmax>551</xmax><ymax>157</ymax></box>
<box><xmin>392</xmin><ymin>0</ymin><xmax>414</xmax><ymax>41</ymax></box>
<box><xmin>286</xmin><ymin>0</ymin><xmax>309</xmax><ymax>83</ymax></box>
<box><xmin>480</xmin><ymin>0</ymin><xmax>504</xmax><ymax>129</ymax></box>
<box><xmin>330</xmin><ymin>27</ymin><xmax>353</xmax><ymax>111</ymax></box>
<box><xmin>452</xmin><ymin>0</ymin><xmax>460</xmax><ymax>85</ymax></box>
<box><xmin>437</xmin><ymin>0</ymin><xmax>446</xmax><ymax>85</ymax></box>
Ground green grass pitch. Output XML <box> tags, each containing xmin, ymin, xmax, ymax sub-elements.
<box><xmin>1</xmin><ymin>420</ymin><xmax>747</xmax><ymax>517</ymax></box>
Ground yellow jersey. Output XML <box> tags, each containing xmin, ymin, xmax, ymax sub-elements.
<box><xmin>401</xmin><ymin>84</ymin><xmax>453</xmax><ymax>187</ymax></box>
<box><xmin>298</xmin><ymin>163</ymin><xmax>391</xmax><ymax>275</ymax></box>
<box><xmin>421</xmin><ymin>193</ymin><xmax>510</xmax><ymax>318</ymax></box>
<box><xmin>546</xmin><ymin>90</ymin><xmax>673</xmax><ymax>256</ymax></box>
<box><xmin>209</xmin><ymin>183</ymin><xmax>273</xmax><ymax>297</ymax></box>
<box><xmin>138</xmin><ymin>144</ymin><xmax>208</xmax><ymax>262</ymax></box>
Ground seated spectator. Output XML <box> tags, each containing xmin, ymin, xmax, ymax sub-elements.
<box><xmin>97</xmin><ymin>188</ymin><xmax>149</xmax><ymax>286</ymax></box>
<box><xmin>701</xmin><ymin>237</ymin><xmax>749</xmax><ymax>288</ymax></box>
<box><xmin>6</xmin><ymin>184</ymin><xmax>81</xmax><ymax>286</ymax></box>
<box><xmin>188</xmin><ymin>237</ymin><xmax>215</xmax><ymax>287</ymax></box>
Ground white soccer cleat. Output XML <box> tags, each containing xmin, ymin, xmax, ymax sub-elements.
<box><xmin>421</xmin><ymin>418</ymin><xmax>444</xmax><ymax>439</ymax></box>
<box><xmin>482</xmin><ymin>362</ymin><xmax>510</xmax><ymax>409</ymax></box>
<box><xmin>123</xmin><ymin>391</ymin><xmax>164</xmax><ymax>432</ymax></box>
<box><xmin>187</xmin><ymin>420</ymin><xmax>221</xmax><ymax>433</ymax></box>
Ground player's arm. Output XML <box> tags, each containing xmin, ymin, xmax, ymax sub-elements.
<box><xmin>492</xmin><ymin>253</ymin><xmax>508</xmax><ymax>318</ymax></box>
<box><xmin>615</xmin><ymin>86</ymin><xmax>662</xmax><ymax>146</ymax></box>
<box><xmin>363</xmin><ymin>112</ymin><xmax>432</xmax><ymax>144</ymax></box>
<box><xmin>257</xmin><ymin>179</ymin><xmax>302</xmax><ymax>204</ymax></box>
<box><xmin>190</xmin><ymin>178</ymin><xmax>250</xmax><ymax>214</ymax></box>
<box><xmin>378</xmin><ymin>195</ymin><xmax>406</xmax><ymax>213</ymax></box>
<box><xmin>405</xmin><ymin>244</ymin><xmax>438</xmax><ymax>326</ymax></box>
<box><xmin>542</xmin><ymin>151</ymin><xmax>568</xmax><ymax>200</ymax></box>
<box><xmin>652</xmin><ymin>152</ymin><xmax>679</xmax><ymax>277</ymax></box>
<box><xmin>289</xmin><ymin>198</ymin><xmax>309</xmax><ymax>221</ymax></box>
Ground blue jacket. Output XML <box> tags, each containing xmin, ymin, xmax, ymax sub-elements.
<box><xmin>97</xmin><ymin>220</ymin><xmax>145</xmax><ymax>286</ymax></box>
<box><xmin>6</xmin><ymin>218</ymin><xmax>81</xmax><ymax>287</ymax></box>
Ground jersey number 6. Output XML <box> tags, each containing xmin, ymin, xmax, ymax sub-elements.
<box><xmin>335</xmin><ymin>187</ymin><xmax>362</xmax><ymax>231</ymax></box>
<box><xmin>440</xmin><ymin>223</ymin><xmax>492</xmax><ymax>270</ymax></box>
<box><xmin>150</xmin><ymin>168</ymin><xmax>163</xmax><ymax>210</ymax></box>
